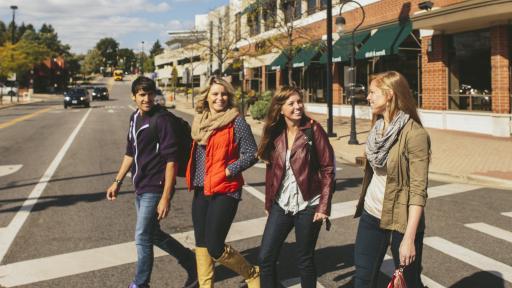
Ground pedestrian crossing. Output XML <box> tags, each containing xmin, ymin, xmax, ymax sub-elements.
<box><xmin>0</xmin><ymin>182</ymin><xmax>510</xmax><ymax>287</ymax></box>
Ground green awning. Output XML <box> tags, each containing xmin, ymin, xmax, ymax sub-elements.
<box><xmin>292</xmin><ymin>46</ymin><xmax>321</xmax><ymax>68</ymax></box>
<box><xmin>356</xmin><ymin>21</ymin><xmax>412</xmax><ymax>59</ymax></box>
<box><xmin>269</xmin><ymin>52</ymin><xmax>289</xmax><ymax>71</ymax></box>
<box><xmin>319</xmin><ymin>31</ymin><xmax>370</xmax><ymax>64</ymax></box>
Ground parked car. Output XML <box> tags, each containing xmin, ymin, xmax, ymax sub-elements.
<box><xmin>347</xmin><ymin>84</ymin><xmax>368</xmax><ymax>105</ymax></box>
<box><xmin>0</xmin><ymin>81</ymin><xmax>18</xmax><ymax>96</ymax></box>
<box><xmin>92</xmin><ymin>87</ymin><xmax>109</xmax><ymax>100</ymax></box>
<box><xmin>64</xmin><ymin>88</ymin><xmax>91</xmax><ymax>108</ymax></box>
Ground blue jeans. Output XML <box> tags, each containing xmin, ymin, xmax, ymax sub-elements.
<box><xmin>133</xmin><ymin>192</ymin><xmax>195</xmax><ymax>286</ymax></box>
<box><xmin>258</xmin><ymin>203</ymin><xmax>322</xmax><ymax>288</ymax></box>
<box><xmin>354</xmin><ymin>210</ymin><xmax>425</xmax><ymax>288</ymax></box>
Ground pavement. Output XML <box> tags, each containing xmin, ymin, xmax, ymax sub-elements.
<box><xmin>171</xmin><ymin>93</ymin><xmax>512</xmax><ymax>190</ymax></box>
<box><xmin>0</xmin><ymin>93</ymin><xmax>61</xmax><ymax>110</ymax></box>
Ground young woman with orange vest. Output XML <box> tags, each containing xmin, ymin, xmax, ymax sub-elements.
<box><xmin>186</xmin><ymin>76</ymin><xmax>260</xmax><ymax>288</ymax></box>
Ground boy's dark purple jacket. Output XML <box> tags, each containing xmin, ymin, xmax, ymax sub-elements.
<box><xmin>125</xmin><ymin>106</ymin><xmax>178</xmax><ymax>194</ymax></box>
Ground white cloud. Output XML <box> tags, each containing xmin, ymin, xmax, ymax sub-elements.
<box><xmin>1</xmin><ymin>0</ymin><xmax>174</xmax><ymax>53</ymax></box>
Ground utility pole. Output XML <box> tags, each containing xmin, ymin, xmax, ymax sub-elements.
<box><xmin>10</xmin><ymin>6</ymin><xmax>18</xmax><ymax>44</ymax></box>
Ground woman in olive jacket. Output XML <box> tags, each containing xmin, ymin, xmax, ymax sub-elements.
<box><xmin>354</xmin><ymin>71</ymin><xmax>430</xmax><ymax>288</ymax></box>
<box><xmin>257</xmin><ymin>86</ymin><xmax>335</xmax><ymax>288</ymax></box>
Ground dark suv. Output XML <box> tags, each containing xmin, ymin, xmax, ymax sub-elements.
<box><xmin>92</xmin><ymin>87</ymin><xmax>109</xmax><ymax>100</ymax></box>
<box><xmin>64</xmin><ymin>88</ymin><xmax>91</xmax><ymax>108</ymax></box>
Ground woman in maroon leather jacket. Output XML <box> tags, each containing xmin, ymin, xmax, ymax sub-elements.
<box><xmin>256</xmin><ymin>86</ymin><xmax>335</xmax><ymax>288</ymax></box>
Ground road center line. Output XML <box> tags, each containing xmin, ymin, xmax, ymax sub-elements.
<box><xmin>0</xmin><ymin>107</ymin><xmax>53</xmax><ymax>130</ymax></box>
<box><xmin>0</xmin><ymin>108</ymin><xmax>92</xmax><ymax>263</ymax></box>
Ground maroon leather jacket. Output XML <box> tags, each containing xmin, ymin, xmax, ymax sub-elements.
<box><xmin>264</xmin><ymin>119</ymin><xmax>335</xmax><ymax>215</ymax></box>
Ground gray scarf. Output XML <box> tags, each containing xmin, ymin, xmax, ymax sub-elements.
<box><xmin>366</xmin><ymin>111</ymin><xmax>410</xmax><ymax>168</ymax></box>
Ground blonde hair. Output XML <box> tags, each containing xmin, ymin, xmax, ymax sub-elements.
<box><xmin>370</xmin><ymin>71</ymin><xmax>422</xmax><ymax>126</ymax></box>
<box><xmin>194</xmin><ymin>76</ymin><xmax>236</xmax><ymax>113</ymax></box>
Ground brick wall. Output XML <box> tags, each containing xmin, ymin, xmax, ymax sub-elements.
<box><xmin>421</xmin><ymin>35</ymin><xmax>448</xmax><ymax>110</ymax></box>
<box><xmin>490</xmin><ymin>25</ymin><xmax>510</xmax><ymax>114</ymax></box>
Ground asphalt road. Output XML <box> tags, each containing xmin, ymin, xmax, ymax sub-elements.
<box><xmin>0</xmin><ymin>78</ymin><xmax>510</xmax><ymax>288</ymax></box>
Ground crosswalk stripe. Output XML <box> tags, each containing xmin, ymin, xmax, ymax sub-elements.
<box><xmin>0</xmin><ymin>182</ymin><xmax>485</xmax><ymax>286</ymax></box>
<box><xmin>424</xmin><ymin>236</ymin><xmax>512</xmax><ymax>283</ymax></box>
<box><xmin>502</xmin><ymin>212</ymin><xmax>512</xmax><ymax>218</ymax></box>
<box><xmin>464</xmin><ymin>223</ymin><xmax>512</xmax><ymax>244</ymax></box>
<box><xmin>427</xmin><ymin>183</ymin><xmax>481</xmax><ymax>198</ymax></box>
<box><xmin>381</xmin><ymin>255</ymin><xmax>445</xmax><ymax>288</ymax></box>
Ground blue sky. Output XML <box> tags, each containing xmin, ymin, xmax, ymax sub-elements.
<box><xmin>0</xmin><ymin>0</ymin><xmax>227</xmax><ymax>54</ymax></box>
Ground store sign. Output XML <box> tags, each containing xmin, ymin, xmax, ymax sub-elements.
<box><xmin>332</xmin><ymin>57</ymin><xmax>342</xmax><ymax>63</ymax></box>
<box><xmin>365</xmin><ymin>49</ymin><xmax>386</xmax><ymax>58</ymax></box>
<box><xmin>293</xmin><ymin>62</ymin><xmax>305</xmax><ymax>68</ymax></box>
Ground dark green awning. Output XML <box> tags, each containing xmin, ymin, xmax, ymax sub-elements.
<box><xmin>356</xmin><ymin>21</ymin><xmax>412</xmax><ymax>59</ymax></box>
<box><xmin>319</xmin><ymin>31</ymin><xmax>370</xmax><ymax>64</ymax></box>
<box><xmin>269</xmin><ymin>52</ymin><xmax>289</xmax><ymax>71</ymax></box>
<box><xmin>292</xmin><ymin>46</ymin><xmax>321</xmax><ymax>68</ymax></box>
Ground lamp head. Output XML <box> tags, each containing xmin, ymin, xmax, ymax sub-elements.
<box><xmin>10</xmin><ymin>5</ymin><xmax>18</xmax><ymax>10</ymax></box>
<box><xmin>335</xmin><ymin>16</ymin><xmax>346</xmax><ymax>36</ymax></box>
<box><xmin>418</xmin><ymin>1</ymin><xmax>433</xmax><ymax>11</ymax></box>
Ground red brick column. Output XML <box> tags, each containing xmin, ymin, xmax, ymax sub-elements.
<box><xmin>261</xmin><ymin>65</ymin><xmax>267</xmax><ymax>91</ymax></box>
<box><xmin>421</xmin><ymin>34</ymin><xmax>448</xmax><ymax>110</ymax></box>
<box><xmin>333</xmin><ymin>63</ymin><xmax>343</xmax><ymax>105</ymax></box>
<box><xmin>491</xmin><ymin>25</ymin><xmax>510</xmax><ymax>114</ymax></box>
<box><xmin>276</xmin><ymin>69</ymin><xmax>282</xmax><ymax>90</ymax></box>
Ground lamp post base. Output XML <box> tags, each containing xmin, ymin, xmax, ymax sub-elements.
<box><xmin>327</xmin><ymin>132</ymin><xmax>338</xmax><ymax>138</ymax></box>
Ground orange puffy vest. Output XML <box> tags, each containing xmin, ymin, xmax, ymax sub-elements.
<box><xmin>186</xmin><ymin>122</ymin><xmax>244</xmax><ymax>195</ymax></box>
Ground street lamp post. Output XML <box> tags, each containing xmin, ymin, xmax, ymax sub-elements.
<box><xmin>140</xmin><ymin>41</ymin><xmax>145</xmax><ymax>75</ymax></box>
<box><xmin>325</xmin><ymin>0</ymin><xmax>336</xmax><ymax>137</ymax></box>
<box><xmin>336</xmin><ymin>0</ymin><xmax>365</xmax><ymax>145</ymax></box>
<box><xmin>10</xmin><ymin>5</ymin><xmax>18</xmax><ymax>44</ymax></box>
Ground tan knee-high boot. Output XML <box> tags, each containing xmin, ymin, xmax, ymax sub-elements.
<box><xmin>215</xmin><ymin>245</ymin><xmax>260</xmax><ymax>288</ymax></box>
<box><xmin>195</xmin><ymin>247</ymin><xmax>215</xmax><ymax>288</ymax></box>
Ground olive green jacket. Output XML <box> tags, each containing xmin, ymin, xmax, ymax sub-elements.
<box><xmin>355</xmin><ymin>119</ymin><xmax>431</xmax><ymax>234</ymax></box>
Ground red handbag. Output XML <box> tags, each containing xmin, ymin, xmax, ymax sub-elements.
<box><xmin>387</xmin><ymin>267</ymin><xmax>407</xmax><ymax>288</ymax></box>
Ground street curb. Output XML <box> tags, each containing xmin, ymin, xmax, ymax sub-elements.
<box><xmin>0</xmin><ymin>98</ymin><xmax>44</xmax><ymax>110</ymax></box>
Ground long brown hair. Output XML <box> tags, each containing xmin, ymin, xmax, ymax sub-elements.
<box><xmin>257</xmin><ymin>86</ymin><xmax>309</xmax><ymax>162</ymax></box>
<box><xmin>195</xmin><ymin>76</ymin><xmax>236</xmax><ymax>113</ymax></box>
<box><xmin>370</xmin><ymin>71</ymin><xmax>422</xmax><ymax>126</ymax></box>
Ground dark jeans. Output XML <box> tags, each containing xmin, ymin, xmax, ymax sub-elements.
<box><xmin>192</xmin><ymin>188</ymin><xmax>239</xmax><ymax>259</ymax></box>
<box><xmin>258</xmin><ymin>203</ymin><xmax>322</xmax><ymax>288</ymax></box>
<box><xmin>354</xmin><ymin>210</ymin><xmax>425</xmax><ymax>288</ymax></box>
<box><xmin>133</xmin><ymin>192</ymin><xmax>195</xmax><ymax>286</ymax></box>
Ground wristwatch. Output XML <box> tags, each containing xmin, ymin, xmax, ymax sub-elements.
<box><xmin>113</xmin><ymin>178</ymin><xmax>123</xmax><ymax>185</ymax></box>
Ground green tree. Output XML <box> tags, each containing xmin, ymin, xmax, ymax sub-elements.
<box><xmin>38</xmin><ymin>23</ymin><xmax>70</xmax><ymax>56</ymax></box>
<box><xmin>0</xmin><ymin>40</ymin><xmax>49</xmax><ymax>77</ymax></box>
<box><xmin>149</xmin><ymin>40</ymin><xmax>164</xmax><ymax>58</ymax></box>
<box><xmin>118</xmin><ymin>48</ymin><xmax>136</xmax><ymax>72</ymax></box>
<box><xmin>82</xmin><ymin>48</ymin><xmax>103</xmax><ymax>74</ymax></box>
<box><xmin>95</xmin><ymin>37</ymin><xmax>119</xmax><ymax>68</ymax></box>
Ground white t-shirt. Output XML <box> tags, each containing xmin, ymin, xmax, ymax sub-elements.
<box><xmin>364</xmin><ymin>165</ymin><xmax>388</xmax><ymax>219</ymax></box>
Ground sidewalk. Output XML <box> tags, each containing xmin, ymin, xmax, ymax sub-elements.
<box><xmin>172</xmin><ymin>94</ymin><xmax>512</xmax><ymax>190</ymax></box>
<box><xmin>0</xmin><ymin>93</ymin><xmax>61</xmax><ymax>110</ymax></box>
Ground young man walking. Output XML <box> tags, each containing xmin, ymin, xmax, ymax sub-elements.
<box><xmin>106</xmin><ymin>76</ymin><xmax>197</xmax><ymax>288</ymax></box>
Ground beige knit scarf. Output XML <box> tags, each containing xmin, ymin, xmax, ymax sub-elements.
<box><xmin>191</xmin><ymin>108</ymin><xmax>239</xmax><ymax>145</ymax></box>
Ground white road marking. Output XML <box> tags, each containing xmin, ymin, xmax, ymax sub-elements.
<box><xmin>502</xmin><ymin>212</ymin><xmax>512</xmax><ymax>218</ymax></box>
<box><xmin>424</xmin><ymin>236</ymin><xmax>512</xmax><ymax>283</ymax></box>
<box><xmin>128</xmin><ymin>105</ymin><xmax>136</xmax><ymax>111</ymax></box>
<box><xmin>381</xmin><ymin>255</ymin><xmax>445</xmax><ymax>288</ymax></box>
<box><xmin>0</xmin><ymin>165</ymin><xmax>22</xmax><ymax>177</ymax></box>
<box><xmin>107</xmin><ymin>109</ymin><xmax>114</xmax><ymax>113</ymax></box>
<box><xmin>464</xmin><ymin>223</ymin><xmax>512</xmax><ymax>244</ymax></box>
<box><xmin>427</xmin><ymin>183</ymin><xmax>481</xmax><ymax>198</ymax></box>
<box><xmin>243</xmin><ymin>185</ymin><xmax>265</xmax><ymax>202</ymax></box>
<box><xmin>0</xmin><ymin>108</ymin><xmax>92</xmax><ymax>263</ymax></box>
<box><xmin>0</xmin><ymin>179</ymin><xmax>484</xmax><ymax>286</ymax></box>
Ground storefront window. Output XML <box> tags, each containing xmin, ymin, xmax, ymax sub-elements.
<box><xmin>448</xmin><ymin>30</ymin><xmax>491</xmax><ymax>111</ymax></box>
<box><xmin>304</xmin><ymin>64</ymin><xmax>326</xmax><ymax>103</ymax></box>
